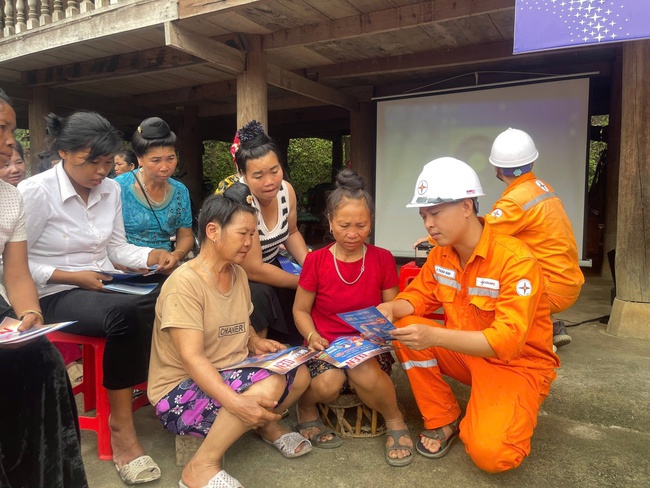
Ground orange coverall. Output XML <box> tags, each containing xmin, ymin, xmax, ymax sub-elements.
<box><xmin>395</xmin><ymin>222</ymin><xmax>559</xmax><ymax>473</ymax></box>
<box><xmin>484</xmin><ymin>172</ymin><xmax>584</xmax><ymax>313</ymax></box>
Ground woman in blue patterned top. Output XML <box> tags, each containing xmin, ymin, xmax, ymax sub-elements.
<box><xmin>115</xmin><ymin>118</ymin><xmax>193</xmax><ymax>263</ymax></box>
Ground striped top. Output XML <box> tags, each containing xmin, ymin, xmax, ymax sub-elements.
<box><xmin>251</xmin><ymin>181</ymin><xmax>290</xmax><ymax>263</ymax></box>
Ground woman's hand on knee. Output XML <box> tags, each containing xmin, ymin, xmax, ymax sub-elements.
<box><xmin>226</xmin><ymin>394</ymin><xmax>281</xmax><ymax>428</ymax></box>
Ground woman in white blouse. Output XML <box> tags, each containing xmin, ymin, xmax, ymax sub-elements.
<box><xmin>18</xmin><ymin>111</ymin><xmax>178</xmax><ymax>485</ymax></box>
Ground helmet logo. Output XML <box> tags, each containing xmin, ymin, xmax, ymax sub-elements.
<box><xmin>417</xmin><ymin>180</ymin><xmax>428</xmax><ymax>195</ymax></box>
<box><xmin>466</xmin><ymin>189</ymin><xmax>475</xmax><ymax>195</ymax></box>
<box><xmin>535</xmin><ymin>180</ymin><xmax>549</xmax><ymax>192</ymax></box>
<box><xmin>516</xmin><ymin>279</ymin><xmax>532</xmax><ymax>296</ymax></box>
<box><xmin>491</xmin><ymin>209</ymin><xmax>503</xmax><ymax>218</ymax></box>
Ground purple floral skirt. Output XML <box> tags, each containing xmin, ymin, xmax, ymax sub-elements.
<box><xmin>155</xmin><ymin>367</ymin><xmax>297</xmax><ymax>437</ymax></box>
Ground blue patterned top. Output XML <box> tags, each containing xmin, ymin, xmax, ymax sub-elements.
<box><xmin>115</xmin><ymin>171</ymin><xmax>192</xmax><ymax>251</ymax></box>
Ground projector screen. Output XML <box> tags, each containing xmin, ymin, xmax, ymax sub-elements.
<box><xmin>375</xmin><ymin>78</ymin><xmax>590</xmax><ymax>262</ymax></box>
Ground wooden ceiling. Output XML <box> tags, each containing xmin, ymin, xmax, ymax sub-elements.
<box><xmin>0</xmin><ymin>0</ymin><xmax>617</xmax><ymax>138</ymax></box>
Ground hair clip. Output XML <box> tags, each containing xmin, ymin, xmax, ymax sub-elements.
<box><xmin>237</xmin><ymin>120</ymin><xmax>264</xmax><ymax>143</ymax></box>
<box><xmin>246</xmin><ymin>194</ymin><xmax>253</xmax><ymax>205</ymax></box>
<box><xmin>137</xmin><ymin>126</ymin><xmax>142</xmax><ymax>133</ymax></box>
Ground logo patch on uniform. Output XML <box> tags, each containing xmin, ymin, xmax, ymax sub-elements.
<box><xmin>535</xmin><ymin>180</ymin><xmax>549</xmax><ymax>192</ymax></box>
<box><xmin>434</xmin><ymin>265</ymin><xmax>456</xmax><ymax>279</ymax></box>
<box><xmin>417</xmin><ymin>180</ymin><xmax>428</xmax><ymax>195</ymax></box>
<box><xmin>219</xmin><ymin>322</ymin><xmax>246</xmax><ymax>337</ymax></box>
<box><xmin>491</xmin><ymin>209</ymin><xmax>503</xmax><ymax>218</ymax></box>
<box><xmin>476</xmin><ymin>277</ymin><xmax>500</xmax><ymax>290</ymax></box>
<box><xmin>516</xmin><ymin>279</ymin><xmax>532</xmax><ymax>296</ymax></box>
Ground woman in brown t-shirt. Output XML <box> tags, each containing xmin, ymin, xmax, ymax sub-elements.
<box><xmin>149</xmin><ymin>182</ymin><xmax>312</xmax><ymax>488</ymax></box>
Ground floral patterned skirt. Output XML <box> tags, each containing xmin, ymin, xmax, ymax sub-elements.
<box><xmin>155</xmin><ymin>367</ymin><xmax>297</xmax><ymax>437</ymax></box>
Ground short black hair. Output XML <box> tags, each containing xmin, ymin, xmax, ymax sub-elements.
<box><xmin>13</xmin><ymin>139</ymin><xmax>24</xmax><ymax>159</ymax></box>
<box><xmin>197</xmin><ymin>182</ymin><xmax>257</xmax><ymax>244</ymax></box>
<box><xmin>46</xmin><ymin>112</ymin><xmax>123</xmax><ymax>164</ymax></box>
<box><xmin>0</xmin><ymin>88</ymin><xmax>11</xmax><ymax>106</ymax></box>
<box><xmin>115</xmin><ymin>149</ymin><xmax>138</xmax><ymax>169</ymax></box>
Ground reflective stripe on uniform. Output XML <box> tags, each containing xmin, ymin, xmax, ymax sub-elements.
<box><xmin>435</xmin><ymin>275</ymin><xmax>461</xmax><ymax>290</ymax></box>
<box><xmin>402</xmin><ymin>359</ymin><xmax>438</xmax><ymax>370</ymax></box>
<box><xmin>468</xmin><ymin>287</ymin><xmax>499</xmax><ymax>298</ymax></box>
<box><xmin>522</xmin><ymin>192</ymin><xmax>556</xmax><ymax>211</ymax></box>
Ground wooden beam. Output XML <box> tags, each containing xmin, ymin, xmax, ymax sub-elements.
<box><xmin>0</xmin><ymin>82</ymin><xmax>32</xmax><ymax>102</ymax></box>
<box><xmin>262</xmin><ymin>0</ymin><xmax>515</xmax><ymax>50</ymax></box>
<box><xmin>267</xmin><ymin>64</ymin><xmax>358</xmax><ymax>112</ymax></box>
<box><xmin>23</xmin><ymin>48</ymin><xmax>204</xmax><ymax>87</ymax></box>
<box><xmin>0</xmin><ymin>0</ymin><xmax>178</xmax><ymax>63</ymax></box>
<box><xmin>124</xmin><ymin>80</ymin><xmax>237</xmax><ymax>107</ymax></box>
<box><xmin>164</xmin><ymin>22</ymin><xmax>245</xmax><ymax>75</ymax></box>
<box><xmin>179</xmin><ymin>0</ymin><xmax>260</xmax><ymax>20</ymax></box>
<box><xmin>28</xmin><ymin>87</ymin><xmax>50</xmax><ymax>175</ymax></box>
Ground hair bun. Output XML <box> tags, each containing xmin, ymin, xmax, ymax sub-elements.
<box><xmin>237</xmin><ymin>120</ymin><xmax>265</xmax><ymax>143</ymax></box>
<box><xmin>335</xmin><ymin>168</ymin><xmax>364</xmax><ymax>191</ymax></box>
<box><xmin>138</xmin><ymin>117</ymin><xmax>170</xmax><ymax>139</ymax></box>
<box><xmin>223</xmin><ymin>181</ymin><xmax>255</xmax><ymax>207</ymax></box>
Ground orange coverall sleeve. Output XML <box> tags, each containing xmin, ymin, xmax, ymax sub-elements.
<box><xmin>481</xmin><ymin>253</ymin><xmax>543</xmax><ymax>363</ymax></box>
<box><xmin>484</xmin><ymin>197</ymin><xmax>527</xmax><ymax>236</ymax></box>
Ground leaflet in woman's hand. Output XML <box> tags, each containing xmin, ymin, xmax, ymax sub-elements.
<box><xmin>220</xmin><ymin>346</ymin><xmax>319</xmax><ymax>374</ymax></box>
<box><xmin>0</xmin><ymin>317</ymin><xmax>77</xmax><ymax>344</ymax></box>
<box><xmin>337</xmin><ymin>306</ymin><xmax>396</xmax><ymax>344</ymax></box>
<box><xmin>315</xmin><ymin>335</ymin><xmax>394</xmax><ymax>369</ymax></box>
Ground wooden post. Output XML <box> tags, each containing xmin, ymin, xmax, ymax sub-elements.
<box><xmin>331</xmin><ymin>133</ymin><xmax>343</xmax><ymax>181</ymax></box>
<box><xmin>28</xmin><ymin>86</ymin><xmax>49</xmax><ymax>176</ymax></box>
<box><xmin>602</xmin><ymin>54</ymin><xmax>622</xmax><ymax>281</ymax></box>
<box><xmin>236</xmin><ymin>35</ymin><xmax>267</xmax><ymax>130</ymax></box>
<box><xmin>607</xmin><ymin>40</ymin><xmax>650</xmax><ymax>340</ymax></box>
<box><xmin>349</xmin><ymin>102</ymin><xmax>375</xmax><ymax>240</ymax></box>
<box><xmin>178</xmin><ymin>105</ymin><xmax>203</xmax><ymax>216</ymax></box>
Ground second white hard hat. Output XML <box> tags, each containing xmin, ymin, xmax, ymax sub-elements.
<box><xmin>406</xmin><ymin>157</ymin><xmax>484</xmax><ymax>208</ymax></box>
<box><xmin>489</xmin><ymin>128</ymin><xmax>539</xmax><ymax>168</ymax></box>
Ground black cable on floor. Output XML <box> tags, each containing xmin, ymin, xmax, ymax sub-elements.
<box><xmin>562</xmin><ymin>315</ymin><xmax>610</xmax><ymax>327</ymax></box>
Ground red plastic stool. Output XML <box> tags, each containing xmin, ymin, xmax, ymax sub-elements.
<box><xmin>49</xmin><ymin>332</ymin><xmax>149</xmax><ymax>460</ymax></box>
<box><xmin>398</xmin><ymin>261</ymin><xmax>445</xmax><ymax>322</ymax></box>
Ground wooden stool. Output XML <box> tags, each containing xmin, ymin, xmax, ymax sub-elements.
<box><xmin>319</xmin><ymin>393</ymin><xmax>385</xmax><ymax>438</ymax></box>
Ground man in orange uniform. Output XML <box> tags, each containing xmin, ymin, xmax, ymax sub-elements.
<box><xmin>486</xmin><ymin>128</ymin><xmax>584</xmax><ymax>348</ymax></box>
<box><xmin>379</xmin><ymin>157</ymin><xmax>559</xmax><ymax>472</ymax></box>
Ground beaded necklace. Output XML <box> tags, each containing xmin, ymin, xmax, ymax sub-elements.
<box><xmin>332</xmin><ymin>243</ymin><xmax>366</xmax><ymax>285</ymax></box>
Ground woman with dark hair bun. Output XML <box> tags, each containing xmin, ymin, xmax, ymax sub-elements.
<box><xmin>217</xmin><ymin>120</ymin><xmax>309</xmax><ymax>344</ymax></box>
<box><xmin>293</xmin><ymin>169</ymin><xmax>414</xmax><ymax>466</ymax></box>
<box><xmin>0</xmin><ymin>89</ymin><xmax>88</xmax><ymax>487</ymax></box>
<box><xmin>149</xmin><ymin>181</ymin><xmax>311</xmax><ymax>488</ymax></box>
<box><xmin>18</xmin><ymin>111</ymin><xmax>179</xmax><ymax>485</ymax></box>
<box><xmin>115</xmin><ymin>117</ymin><xmax>193</xmax><ymax>263</ymax></box>
<box><xmin>113</xmin><ymin>149</ymin><xmax>137</xmax><ymax>176</ymax></box>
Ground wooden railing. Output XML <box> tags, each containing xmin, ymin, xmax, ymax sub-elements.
<box><xmin>0</xmin><ymin>0</ymin><xmax>120</xmax><ymax>37</ymax></box>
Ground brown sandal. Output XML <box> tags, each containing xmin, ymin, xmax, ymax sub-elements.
<box><xmin>416</xmin><ymin>417</ymin><xmax>460</xmax><ymax>459</ymax></box>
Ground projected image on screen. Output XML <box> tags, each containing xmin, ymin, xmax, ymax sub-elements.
<box><xmin>375</xmin><ymin>78</ymin><xmax>590</xmax><ymax>261</ymax></box>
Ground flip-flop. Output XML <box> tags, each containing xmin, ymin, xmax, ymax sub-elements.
<box><xmin>263</xmin><ymin>432</ymin><xmax>313</xmax><ymax>458</ymax></box>
<box><xmin>385</xmin><ymin>428</ymin><xmax>414</xmax><ymax>467</ymax></box>
<box><xmin>179</xmin><ymin>469</ymin><xmax>243</xmax><ymax>488</ymax></box>
<box><xmin>294</xmin><ymin>419</ymin><xmax>343</xmax><ymax>449</ymax></box>
<box><xmin>416</xmin><ymin>417</ymin><xmax>460</xmax><ymax>459</ymax></box>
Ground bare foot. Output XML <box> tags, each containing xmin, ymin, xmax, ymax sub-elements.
<box><xmin>385</xmin><ymin>420</ymin><xmax>414</xmax><ymax>460</ymax></box>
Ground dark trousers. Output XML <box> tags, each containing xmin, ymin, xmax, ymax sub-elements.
<box><xmin>39</xmin><ymin>285</ymin><xmax>161</xmax><ymax>390</ymax></box>
<box><xmin>0</xmin><ymin>297</ymin><xmax>88</xmax><ymax>488</ymax></box>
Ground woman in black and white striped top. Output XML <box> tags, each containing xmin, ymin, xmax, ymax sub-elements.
<box><xmin>218</xmin><ymin>121</ymin><xmax>309</xmax><ymax>344</ymax></box>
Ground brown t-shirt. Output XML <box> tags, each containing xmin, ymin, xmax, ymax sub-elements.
<box><xmin>147</xmin><ymin>262</ymin><xmax>254</xmax><ymax>405</ymax></box>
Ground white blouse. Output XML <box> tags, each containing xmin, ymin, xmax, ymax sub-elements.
<box><xmin>18</xmin><ymin>163</ymin><xmax>152</xmax><ymax>298</ymax></box>
<box><xmin>0</xmin><ymin>180</ymin><xmax>27</xmax><ymax>300</ymax></box>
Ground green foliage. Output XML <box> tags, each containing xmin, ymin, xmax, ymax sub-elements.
<box><xmin>588</xmin><ymin>115</ymin><xmax>608</xmax><ymax>188</ymax></box>
<box><xmin>202</xmin><ymin>138</ymin><xmax>335</xmax><ymax>198</ymax></box>
<box><xmin>286</xmin><ymin>138</ymin><xmax>333</xmax><ymax>196</ymax></box>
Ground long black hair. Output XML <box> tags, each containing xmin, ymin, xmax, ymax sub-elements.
<box><xmin>198</xmin><ymin>182</ymin><xmax>257</xmax><ymax>244</ymax></box>
<box><xmin>45</xmin><ymin>112</ymin><xmax>123</xmax><ymax>164</ymax></box>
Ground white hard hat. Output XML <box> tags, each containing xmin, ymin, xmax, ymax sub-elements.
<box><xmin>406</xmin><ymin>157</ymin><xmax>484</xmax><ymax>208</ymax></box>
<box><xmin>489</xmin><ymin>128</ymin><xmax>539</xmax><ymax>168</ymax></box>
